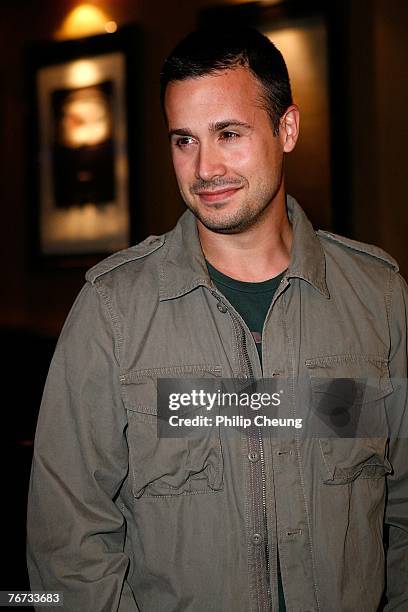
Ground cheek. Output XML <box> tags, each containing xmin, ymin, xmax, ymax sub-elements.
<box><xmin>262</xmin><ymin>137</ymin><xmax>283</xmax><ymax>166</ymax></box>
<box><xmin>226</xmin><ymin>143</ymin><xmax>254</xmax><ymax>170</ymax></box>
<box><xmin>227</xmin><ymin>138</ymin><xmax>277</xmax><ymax>174</ymax></box>
<box><xmin>172</xmin><ymin>153</ymin><xmax>194</xmax><ymax>184</ymax></box>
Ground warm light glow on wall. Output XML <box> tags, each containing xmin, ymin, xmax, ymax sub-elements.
<box><xmin>105</xmin><ymin>21</ymin><xmax>118</xmax><ymax>34</ymax></box>
<box><xmin>264</xmin><ymin>25</ymin><xmax>328</xmax><ymax>111</ymax></box>
<box><xmin>66</xmin><ymin>59</ymin><xmax>100</xmax><ymax>88</ymax></box>
<box><xmin>55</xmin><ymin>4</ymin><xmax>117</xmax><ymax>40</ymax></box>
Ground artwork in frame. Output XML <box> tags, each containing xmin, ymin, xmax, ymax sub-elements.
<box><xmin>26</xmin><ymin>25</ymin><xmax>141</xmax><ymax>266</ymax></box>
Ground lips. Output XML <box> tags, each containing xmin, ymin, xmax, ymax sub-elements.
<box><xmin>196</xmin><ymin>186</ymin><xmax>242</xmax><ymax>203</ymax></box>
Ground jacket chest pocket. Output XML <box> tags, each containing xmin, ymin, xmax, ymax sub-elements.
<box><xmin>120</xmin><ymin>365</ymin><xmax>224</xmax><ymax>498</ymax></box>
<box><xmin>305</xmin><ymin>354</ymin><xmax>393</xmax><ymax>484</ymax></box>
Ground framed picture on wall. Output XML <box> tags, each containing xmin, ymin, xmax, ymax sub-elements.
<box><xmin>25</xmin><ymin>25</ymin><xmax>142</xmax><ymax>267</ymax></box>
<box><xmin>200</xmin><ymin>1</ymin><xmax>353</xmax><ymax>236</ymax></box>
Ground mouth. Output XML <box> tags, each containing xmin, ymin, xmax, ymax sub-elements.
<box><xmin>195</xmin><ymin>186</ymin><xmax>243</xmax><ymax>204</ymax></box>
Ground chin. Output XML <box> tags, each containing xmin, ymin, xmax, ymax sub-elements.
<box><xmin>196</xmin><ymin>211</ymin><xmax>258</xmax><ymax>234</ymax></box>
<box><xmin>194</xmin><ymin>200</ymin><xmax>273</xmax><ymax>234</ymax></box>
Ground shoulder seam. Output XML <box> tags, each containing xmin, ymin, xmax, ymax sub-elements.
<box><xmin>91</xmin><ymin>280</ymin><xmax>124</xmax><ymax>365</ymax></box>
<box><xmin>317</xmin><ymin>230</ymin><xmax>399</xmax><ymax>272</ymax></box>
<box><xmin>384</xmin><ymin>267</ymin><xmax>395</xmax><ymax>343</ymax></box>
<box><xmin>85</xmin><ymin>236</ymin><xmax>165</xmax><ymax>284</ymax></box>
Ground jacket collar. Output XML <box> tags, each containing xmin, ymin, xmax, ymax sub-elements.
<box><xmin>285</xmin><ymin>195</ymin><xmax>330</xmax><ymax>297</ymax></box>
<box><xmin>159</xmin><ymin>194</ymin><xmax>329</xmax><ymax>301</ymax></box>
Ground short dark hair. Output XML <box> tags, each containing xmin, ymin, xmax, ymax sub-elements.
<box><xmin>160</xmin><ymin>27</ymin><xmax>293</xmax><ymax>135</ymax></box>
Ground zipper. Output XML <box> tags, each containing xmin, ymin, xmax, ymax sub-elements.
<box><xmin>258</xmin><ymin>429</ymin><xmax>271</xmax><ymax>602</ymax></box>
<box><xmin>211</xmin><ymin>288</ymin><xmax>272</xmax><ymax>610</ymax></box>
<box><xmin>241</xmin><ymin>318</ymin><xmax>271</xmax><ymax>608</ymax></box>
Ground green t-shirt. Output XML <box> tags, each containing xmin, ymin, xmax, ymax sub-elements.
<box><xmin>206</xmin><ymin>260</ymin><xmax>285</xmax><ymax>363</ymax></box>
<box><xmin>206</xmin><ymin>260</ymin><xmax>286</xmax><ymax>612</ymax></box>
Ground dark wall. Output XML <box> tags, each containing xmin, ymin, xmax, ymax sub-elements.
<box><xmin>351</xmin><ymin>0</ymin><xmax>408</xmax><ymax>269</ymax></box>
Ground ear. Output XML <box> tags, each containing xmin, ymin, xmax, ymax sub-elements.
<box><xmin>280</xmin><ymin>105</ymin><xmax>300</xmax><ymax>153</ymax></box>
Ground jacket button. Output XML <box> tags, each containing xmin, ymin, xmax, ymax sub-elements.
<box><xmin>217</xmin><ymin>302</ymin><xmax>228</xmax><ymax>313</ymax></box>
<box><xmin>252</xmin><ymin>533</ymin><xmax>262</xmax><ymax>545</ymax></box>
<box><xmin>248</xmin><ymin>451</ymin><xmax>259</xmax><ymax>462</ymax></box>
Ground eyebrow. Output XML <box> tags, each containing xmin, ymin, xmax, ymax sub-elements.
<box><xmin>168</xmin><ymin>119</ymin><xmax>253</xmax><ymax>139</ymax></box>
<box><xmin>210</xmin><ymin>119</ymin><xmax>252</xmax><ymax>132</ymax></box>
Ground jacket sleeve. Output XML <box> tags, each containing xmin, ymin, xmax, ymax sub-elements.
<box><xmin>27</xmin><ymin>281</ymin><xmax>140</xmax><ymax>612</ymax></box>
<box><xmin>384</xmin><ymin>272</ymin><xmax>408</xmax><ymax>610</ymax></box>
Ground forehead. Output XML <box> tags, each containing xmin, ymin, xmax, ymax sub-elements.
<box><xmin>164</xmin><ymin>66</ymin><xmax>265</xmax><ymax>126</ymax></box>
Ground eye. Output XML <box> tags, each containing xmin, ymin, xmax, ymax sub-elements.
<box><xmin>174</xmin><ymin>136</ymin><xmax>196</xmax><ymax>148</ymax></box>
<box><xmin>220</xmin><ymin>130</ymin><xmax>239</xmax><ymax>140</ymax></box>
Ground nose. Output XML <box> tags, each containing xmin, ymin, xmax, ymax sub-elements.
<box><xmin>195</xmin><ymin>141</ymin><xmax>227</xmax><ymax>181</ymax></box>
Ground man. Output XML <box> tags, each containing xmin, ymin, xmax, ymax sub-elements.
<box><xmin>27</xmin><ymin>27</ymin><xmax>408</xmax><ymax>611</ymax></box>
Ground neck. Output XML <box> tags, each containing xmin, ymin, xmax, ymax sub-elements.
<box><xmin>197</xmin><ymin>190</ymin><xmax>292</xmax><ymax>282</ymax></box>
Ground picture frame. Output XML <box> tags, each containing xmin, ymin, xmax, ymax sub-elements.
<box><xmin>200</xmin><ymin>1</ymin><xmax>353</xmax><ymax>235</ymax></box>
<box><xmin>25</xmin><ymin>25</ymin><xmax>142</xmax><ymax>267</ymax></box>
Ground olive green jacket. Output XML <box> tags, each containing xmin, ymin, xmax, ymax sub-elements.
<box><xmin>27</xmin><ymin>196</ymin><xmax>408</xmax><ymax>611</ymax></box>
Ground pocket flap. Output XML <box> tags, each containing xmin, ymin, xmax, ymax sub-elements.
<box><xmin>318</xmin><ymin>438</ymin><xmax>393</xmax><ymax>484</ymax></box>
<box><xmin>305</xmin><ymin>355</ymin><xmax>393</xmax><ymax>404</ymax></box>
<box><xmin>120</xmin><ymin>364</ymin><xmax>222</xmax><ymax>415</ymax></box>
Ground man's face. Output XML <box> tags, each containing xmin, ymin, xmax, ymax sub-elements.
<box><xmin>164</xmin><ymin>66</ymin><xmax>289</xmax><ymax>233</ymax></box>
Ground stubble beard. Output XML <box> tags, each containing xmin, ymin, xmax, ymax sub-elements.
<box><xmin>183</xmin><ymin>179</ymin><xmax>282</xmax><ymax>235</ymax></box>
